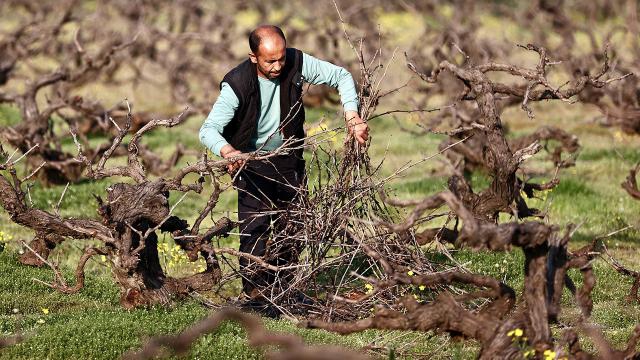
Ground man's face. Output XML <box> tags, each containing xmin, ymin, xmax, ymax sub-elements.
<box><xmin>249</xmin><ymin>37</ymin><xmax>286</xmax><ymax>80</ymax></box>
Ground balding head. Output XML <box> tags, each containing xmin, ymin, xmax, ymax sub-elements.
<box><xmin>248</xmin><ymin>25</ymin><xmax>287</xmax><ymax>79</ymax></box>
<box><xmin>249</xmin><ymin>25</ymin><xmax>286</xmax><ymax>55</ymax></box>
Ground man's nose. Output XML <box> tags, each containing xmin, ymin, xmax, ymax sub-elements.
<box><xmin>273</xmin><ymin>62</ymin><xmax>283</xmax><ymax>71</ymax></box>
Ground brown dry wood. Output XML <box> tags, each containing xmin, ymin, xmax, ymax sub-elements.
<box><xmin>622</xmin><ymin>163</ymin><xmax>640</xmax><ymax>200</ymax></box>
<box><xmin>0</xmin><ymin>105</ymin><xmax>291</xmax><ymax>308</ymax></box>
<box><xmin>307</xmin><ymin>188</ymin><xmax>628</xmax><ymax>358</ymax></box>
<box><xmin>520</xmin><ymin>0</ymin><xmax>639</xmax><ymax>135</ymax></box>
<box><xmin>0</xmin><ymin>1</ymin><xmax>243</xmax><ymax>186</ymax></box>
<box><xmin>0</xmin><ymin>30</ymin><xmax>138</xmax><ymax>184</ymax></box>
<box><xmin>403</xmin><ymin>44</ymin><xmax>623</xmax><ymax>237</ymax></box>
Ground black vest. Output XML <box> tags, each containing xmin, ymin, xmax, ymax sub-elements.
<box><xmin>221</xmin><ymin>48</ymin><xmax>305</xmax><ymax>153</ymax></box>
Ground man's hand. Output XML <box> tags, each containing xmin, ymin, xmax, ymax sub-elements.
<box><xmin>220</xmin><ymin>144</ymin><xmax>245</xmax><ymax>174</ymax></box>
<box><xmin>345</xmin><ymin>110</ymin><xmax>369</xmax><ymax>145</ymax></box>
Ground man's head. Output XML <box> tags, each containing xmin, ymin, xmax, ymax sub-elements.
<box><xmin>248</xmin><ymin>25</ymin><xmax>287</xmax><ymax>80</ymax></box>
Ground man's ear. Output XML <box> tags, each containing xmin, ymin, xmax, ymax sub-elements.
<box><xmin>248</xmin><ymin>52</ymin><xmax>257</xmax><ymax>64</ymax></box>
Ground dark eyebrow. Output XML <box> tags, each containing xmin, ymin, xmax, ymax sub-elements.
<box><xmin>267</xmin><ymin>55</ymin><xmax>285</xmax><ymax>62</ymax></box>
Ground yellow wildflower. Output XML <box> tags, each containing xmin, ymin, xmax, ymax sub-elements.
<box><xmin>41</xmin><ymin>308</ymin><xmax>49</xmax><ymax>315</ymax></box>
<box><xmin>364</xmin><ymin>283</ymin><xmax>374</xmax><ymax>294</ymax></box>
<box><xmin>614</xmin><ymin>130</ymin><xmax>623</xmax><ymax>141</ymax></box>
<box><xmin>543</xmin><ymin>349</ymin><xmax>556</xmax><ymax>360</ymax></box>
<box><xmin>307</xmin><ymin>123</ymin><xmax>328</xmax><ymax>137</ymax></box>
<box><xmin>419</xmin><ymin>285</ymin><xmax>426</xmax><ymax>291</ymax></box>
<box><xmin>36</xmin><ymin>319</ymin><xmax>45</xmax><ymax>324</ymax></box>
<box><xmin>407</xmin><ymin>270</ymin><xmax>414</xmax><ymax>276</ymax></box>
<box><xmin>306</xmin><ymin>124</ymin><xmax>340</xmax><ymax>146</ymax></box>
<box><xmin>507</xmin><ymin>328</ymin><xmax>523</xmax><ymax>337</ymax></box>
<box><xmin>0</xmin><ymin>231</ymin><xmax>13</xmax><ymax>243</ymax></box>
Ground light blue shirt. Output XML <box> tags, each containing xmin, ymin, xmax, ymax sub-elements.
<box><xmin>199</xmin><ymin>52</ymin><xmax>359</xmax><ymax>156</ymax></box>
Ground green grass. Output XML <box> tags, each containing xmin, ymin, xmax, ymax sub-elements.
<box><xmin>0</xmin><ymin>105</ymin><xmax>21</xmax><ymax>127</ymax></box>
<box><xmin>2</xmin><ymin>99</ymin><xmax>640</xmax><ymax>358</ymax></box>
<box><xmin>2</xmin><ymin>7</ymin><xmax>640</xmax><ymax>360</ymax></box>
<box><xmin>0</xmin><ymin>253</ymin><xmax>455</xmax><ymax>360</ymax></box>
<box><xmin>2</xmin><ymin>98</ymin><xmax>640</xmax><ymax>358</ymax></box>
<box><xmin>2</xmin><ymin>96</ymin><xmax>640</xmax><ymax>358</ymax></box>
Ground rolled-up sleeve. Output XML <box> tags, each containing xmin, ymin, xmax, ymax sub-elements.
<box><xmin>199</xmin><ymin>82</ymin><xmax>239</xmax><ymax>156</ymax></box>
<box><xmin>301</xmin><ymin>53</ymin><xmax>359</xmax><ymax>112</ymax></box>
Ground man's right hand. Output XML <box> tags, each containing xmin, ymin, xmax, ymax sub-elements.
<box><xmin>220</xmin><ymin>144</ymin><xmax>244</xmax><ymax>174</ymax></box>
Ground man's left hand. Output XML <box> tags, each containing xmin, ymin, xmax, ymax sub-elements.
<box><xmin>345</xmin><ymin>110</ymin><xmax>369</xmax><ymax>145</ymax></box>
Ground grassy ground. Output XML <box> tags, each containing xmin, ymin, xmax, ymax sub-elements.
<box><xmin>1</xmin><ymin>97</ymin><xmax>640</xmax><ymax>359</ymax></box>
<box><xmin>2</xmin><ymin>6</ymin><xmax>640</xmax><ymax>358</ymax></box>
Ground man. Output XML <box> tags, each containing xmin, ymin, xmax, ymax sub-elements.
<box><xmin>199</xmin><ymin>25</ymin><xmax>368</xmax><ymax>313</ymax></box>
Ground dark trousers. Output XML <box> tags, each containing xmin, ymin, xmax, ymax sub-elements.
<box><xmin>235</xmin><ymin>153</ymin><xmax>305</xmax><ymax>297</ymax></box>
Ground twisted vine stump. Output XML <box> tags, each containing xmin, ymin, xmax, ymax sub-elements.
<box><xmin>0</xmin><ymin>108</ymin><xmax>274</xmax><ymax>308</ymax></box>
<box><xmin>303</xmin><ymin>45</ymin><xmax>634</xmax><ymax>358</ymax></box>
